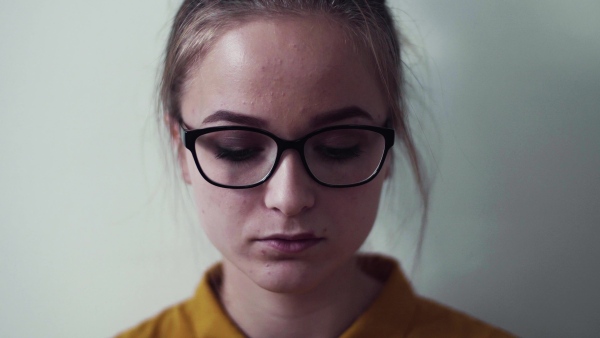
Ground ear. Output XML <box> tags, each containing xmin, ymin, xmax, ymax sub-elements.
<box><xmin>382</xmin><ymin>150</ymin><xmax>393</xmax><ymax>181</ymax></box>
<box><xmin>167</xmin><ymin>116</ymin><xmax>192</xmax><ymax>185</ymax></box>
<box><xmin>384</xmin><ymin>164</ymin><xmax>391</xmax><ymax>180</ymax></box>
<box><xmin>177</xmin><ymin>140</ymin><xmax>192</xmax><ymax>185</ymax></box>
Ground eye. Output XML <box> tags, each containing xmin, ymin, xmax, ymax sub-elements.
<box><xmin>314</xmin><ymin>144</ymin><xmax>363</xmax><ymax>161</ymax></box>
<box><xmin>214</xmin><ymin>146</ymin><xmax>264</xmax><ymax>162</ymax></box>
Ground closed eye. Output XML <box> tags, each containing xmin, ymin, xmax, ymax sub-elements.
<box><xmin>215</xmin><ymin>146</ymin><xmax>264</xmax><ymax>162</ymax></box>
<box><xmin>314</xmin><ymin>145</ymin><xmax>363</xmax><ymax>161</ymax></box>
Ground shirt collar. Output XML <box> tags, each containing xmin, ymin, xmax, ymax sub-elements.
<box><xmin>187</xmin><ymin>254</ymin><xmax>415</xmax><ymax>337</ymax></box>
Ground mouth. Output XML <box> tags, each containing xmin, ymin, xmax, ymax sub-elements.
<box><xmin>256</xmin><ymin>233</ymin><xmax>324</xmax><ymax>254</ymax></box>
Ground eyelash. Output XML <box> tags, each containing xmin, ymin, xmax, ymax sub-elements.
<box><xmin>215</xmin><ymin>147</ymin><xmax>261</xmax><ymax>162</ymax></box>
<box><xmin>315</xmin><ymin>145</ymin><xmax>363</xmax><ymax>161</ymax></box>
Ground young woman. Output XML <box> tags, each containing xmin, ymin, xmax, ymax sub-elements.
<box><xmin>118</xmin><ymin>0</ymin><xmax>513</xmax><ymax>336</ymax></box>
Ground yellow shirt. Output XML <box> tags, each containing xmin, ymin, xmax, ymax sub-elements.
<box><xmin>116</xmin><ymin>255</ymin><xmax>514</xmax><ymax>337</ymax></box>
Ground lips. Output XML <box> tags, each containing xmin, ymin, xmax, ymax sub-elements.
<box><xmin>257</xmin><ymin>233</ymin><xmax>324</xmax><ymax>254</ymax></box>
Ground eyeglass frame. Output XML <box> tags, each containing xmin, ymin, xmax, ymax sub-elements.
<box><xmin>180</xmin><ymin>122</ymin><xmax>395</xmax><ymax>189</ymax></box>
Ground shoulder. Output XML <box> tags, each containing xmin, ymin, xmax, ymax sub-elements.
<box><xmin>115</xmin><ymin>301</ymin><xmax>196</xmax><ymax>338</ymax></box>
<box><xmin>407</xmin><ymin>296</ymin><xmax>514</xmax><ymax>338</ymax></box>
<box><xmin>114</xmin><ymin>263</ymin><xmax>244</xmax><ymax>338</ymax></box>
<box><xmin>351</xmin><ymin>254</ymin><xmax>515</xmax><ymax>337</ymax></box>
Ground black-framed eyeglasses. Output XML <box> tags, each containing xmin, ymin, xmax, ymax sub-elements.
<box><xmin>180</xmin><ymin>124</ymin><xmax>395</xmax><ymax>189</ymax></box>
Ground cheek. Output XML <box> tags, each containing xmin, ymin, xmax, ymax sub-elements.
<box><xmin>185</xmin><ymin>156</ymin><xmax>253</xmax><ymax>242</ymax></box>
<box><xmin>191</xmin><ymin>185</ymin><xmax>260</xmax><ymax>260</ymax></box>
<box><xmin>326</xmin><ymin>182</ymin><xmax>383</xmax><ymax>238</ymax></box>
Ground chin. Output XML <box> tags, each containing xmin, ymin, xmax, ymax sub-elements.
<box><xmin>248</xmin><ymin>259</ymin><xmax>328</xmax><ymax>295</ymax></box>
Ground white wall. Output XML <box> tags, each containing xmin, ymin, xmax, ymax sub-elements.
<box><xmin>1</xmin><ymin>1</ymin><xmax>598</xmax><ymax>337</ymax></box>
<box><xmin>393</xmin><ymin>1</ymin><xmax>600</xmax><ymax>337</ymax></box>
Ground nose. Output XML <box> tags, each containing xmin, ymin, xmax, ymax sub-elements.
<box><xmin>263</xmin><ymin>150</ymin><xmax>316</xmax><ymax>216</ymax></box>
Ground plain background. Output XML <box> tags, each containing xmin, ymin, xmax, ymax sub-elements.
<box><xmin>1</xmin><ymin>0</ymin><xmax>599</xmax><ymax>337</ymax></box>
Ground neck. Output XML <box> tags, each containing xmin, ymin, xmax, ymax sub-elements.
<box><xmin>220</xmin><ymin>256</ymin><xmax>382</xmax><ymax>338</ymax></box>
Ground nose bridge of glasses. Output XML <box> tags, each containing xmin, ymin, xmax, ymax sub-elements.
<box><xmin>267</xmin><ymin>136</ymin><xmax>313</xmax><ymax>182</ymax></box>
<box><xmin>274</xmin><ymin>137</ymin><xmax>306</xmax><ymax>156</ymax></box>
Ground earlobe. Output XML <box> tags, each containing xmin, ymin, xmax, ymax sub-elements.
<box><xmin>178</xmin><ymin>146</ymin><xmax>192</xmax><ymax>185</ymax></box>
<box><xmin>383</xmin><ymin>155</ymin><xmax>392</xmax><ymax>181</ymax></box>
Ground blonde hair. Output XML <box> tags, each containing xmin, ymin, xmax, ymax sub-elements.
<box><xmin>160</xmin><ymin>0</ymin><xmax>429</xmax><ymax>251</ymax></box>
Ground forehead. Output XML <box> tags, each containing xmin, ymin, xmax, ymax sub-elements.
<box><xmin>181</xmin><ymin>15</ymin><xmax>387</xmax><ymax>134</ymax></box>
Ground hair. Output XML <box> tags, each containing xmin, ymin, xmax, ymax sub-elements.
<box><xmin>159</xmin><ymin>0</ymin><xmax>429</xmax><ymax>257</ymax></box>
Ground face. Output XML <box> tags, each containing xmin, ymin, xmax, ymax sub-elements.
<box><xmin>178</xmin><ymin>15</ymin><xmax>390</xmax><ymax>293</ymax></box>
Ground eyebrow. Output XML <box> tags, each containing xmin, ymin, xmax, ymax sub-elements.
<box><xmin>308</xmin><ymin>106</ymin><xmax>374</xmax><ymax>128</ymax></box>
<box><xmin>202</xmin><ymin>110</ymin><xmax>267</xmax><ymax>128</ymax></box>
<box><xmin>201</xmin><ymin>106</ymin><xmax>374</xmax><ymax>129</ymax></box>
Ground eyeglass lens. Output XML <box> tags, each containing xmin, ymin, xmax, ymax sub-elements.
<box><xmin>194</xmin><ymin>128</ymin><xmax>386</xmax><ymax>187</ymax></box>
